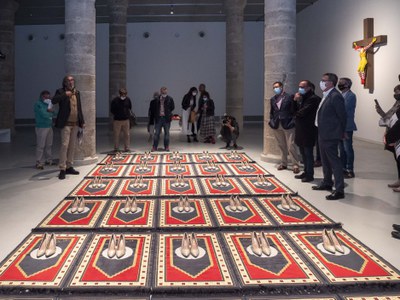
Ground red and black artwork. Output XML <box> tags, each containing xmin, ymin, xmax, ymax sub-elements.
<box><xmin>69</xmin><ymin>233</ymin><xmax>152</xmax><ymax>288</ymax></box>
<box><xmin>0</xmin><ymin>233</ymin><xmax>87</xmax><ymax>288</ymax></box>
<box><xmin>69</xmin><ymin>178</ymin><xmax>118</xmax><ymax>198</ymax></box>
<box><xmin>115</xmin><ymin>179</ymin><xmax>157</xmax><ymax>197</ymax></box>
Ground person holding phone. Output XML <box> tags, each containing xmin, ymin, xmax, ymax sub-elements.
<box><xmin>375</xmin><ymin>84</ymin><xmax>400</xmax><ymax>190</ymax></box>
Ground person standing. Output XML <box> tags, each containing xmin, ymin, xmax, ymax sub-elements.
<box><xmin>199</xmin><ymin>91</ymin><xmax>216</xmax><ymax>144</ymax></box>
<box><xmin>375</xmin><ymin>84</ymin><xmax>400</xmax><ymax>190</ymax></box>
<box><xmin>312</xmin><ymin>73</ymin><xmax>346</xmax><ymax>200</ymax></box>
<box><xmin>52</xmin><ymin>75</ymin><xmax>85</xmax><ymax>180</ymax></box>
<box><xmin>268</xmin><ymin>81</ymin><xmax>301</xmax><ymax>174</ymax></box>
<box><xmin>151</xmin><ymin>87</ymin><xmax>175</xmax><ymax>151</ymax></box>
<box><xmin>34</xmin><ymin>90</ymin><xmax>56</xmax><ymax>169</ymax></box>
<box><xmin>196</xmin><ymin>83</ymin><xmax>207</xmax><ymax>132</ymax></box>
<box><xmin>110</xmin><ymin>88</ymin><xmax>132</xmax><ymax>152</ymax></box>
<box><xmin>147</xmin><ymin>91</ymin><xmax>159</xmax><ymax>143</ymax></box>
<box><xmin>338</xmin><ymin>77</ymin><xmax>357</xmax><ymax>178</ymax></box>
<box><xmin>293</xmin><ymin>80</ymin><xmax>321</xmax><ymax>182</ymax></box>
<box><xmin>181</xmin><ymin>87</ymin><xmax>198</xmax><ymax>143</ymax></box>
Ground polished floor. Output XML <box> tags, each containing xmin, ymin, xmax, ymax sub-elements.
<box><xmin>0</xmin><ymin>123</ymin><xmax>399</xmax><ymax>270</ymax></box>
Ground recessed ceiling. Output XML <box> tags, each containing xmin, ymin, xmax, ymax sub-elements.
<box><xmin>15</xmin><ymin>0</ymin><xmax>319</xmax><ymax>25</ymax></box>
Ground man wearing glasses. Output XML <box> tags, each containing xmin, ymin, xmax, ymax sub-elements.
<box><xmin>312</xmin><ymin>73</ymin><xmax>347</xmax><ymax>200</ymax></box>
<box><xmin>52</xmin><ymin>75</ymin><xmax>85</xmax><ymax>180</ymax></box>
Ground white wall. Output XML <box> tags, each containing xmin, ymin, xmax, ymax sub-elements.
<box><xmin>297</xmin><ymin>0</ymin><xmax>400</xmax><ymax>143</ymax></box>
<box><xmin>14</xmin><ymin>22</ymin><xmax>264</xmax><ymax>120</ymax></box>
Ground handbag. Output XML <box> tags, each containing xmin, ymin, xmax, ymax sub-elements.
<box><xmin>129</xmin><ymin>110</ymin><xmax>137</xmax><ymax>128</ymax></box>
<box><xmin>189</xmin><ymin>111</ymin><xmax>197</xmax><ymax>123</ymax></box>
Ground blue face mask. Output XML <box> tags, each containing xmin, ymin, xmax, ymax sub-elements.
<box><xmin>273</xmin><ymin>87</ymin><xmax>282</xmax><ymax>95</ymax></box>
<box><xmin>298</xmin><ymin>87</ymin><xmax>306</xmax><ymax>95</ymax></box>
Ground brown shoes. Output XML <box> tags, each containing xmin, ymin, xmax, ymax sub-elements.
<box><xmin>277</xmin><ymin>164</ymin><xmax>287</xmax><ymax>171</ymax></box>
<box><xmin>388</xmin><ymin>180</ymin><xmax>400</xmax><ymax>188</ymax></box>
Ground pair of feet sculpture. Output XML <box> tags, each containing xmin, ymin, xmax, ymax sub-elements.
<box><xmin>123</xmin><ymin>197</ymin><xmax>138</xmax><ymax>214</ymax></box>
<box><xmin>180</xmin><ymin>232</ymin><xmax>199</xmax><ymax>258</ymax></box>
<box><xmin>70</xmin><ymin>196</ymin><xmax>86</xmax><ymax>213</ymax></box>
<box><xmin>107</xmin><ymin>234</ymin><xmax>126</xmax><ymax>259</ymax></box>
<box><xmin>103</xmin><ymin>162</ymin><xmax>115</xmax><ymax>172</ymax></box>
<box><xmin>215</xmin><ymin>174</ymin><xmax>228</xmax><ymax>187</ymax></box>
<box><xmin>36</xmin><ymin>233</ymin><xmax>57</xmax><ymax>258</ymax></box>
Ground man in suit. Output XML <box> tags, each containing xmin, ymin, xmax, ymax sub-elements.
<box><xmin>312</xmin><ymin>73</ymin><xmax>347</xmax><ymax>200</ymax></box>
<box><xmin>338</xmin><ymin>77</ymin><xmax>357</xmax><ymax>178</ymax></box>
<box><xmin>268</xmin><ymin>81</ymin><xmax>301</xmax><ymax>174</ymax></box>
<box><xmin>150</xmin><ymin>86</ymin><xmax>175</xmax><ymax>152</ymax></box>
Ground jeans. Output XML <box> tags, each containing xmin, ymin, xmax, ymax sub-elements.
<box><xmin>299</xmin><ymin>146</ymin><xmax>314</xmax><ymax>178</ymax></box>
<box><xmin>339</xmin><ymin>131</ymin><xmax>354</xmax><ymax>171</ymax></box>
<box><xmin>153</xmin><ymin>116</ymin><xmax>171</xmax><ymax>149</ymax></box>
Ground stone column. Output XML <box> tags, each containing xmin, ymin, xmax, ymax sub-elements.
<box><xmin>65</xmin><ymin>0</ymin><xmax>97</xmax><ymax>163</ymax></box>
<box><xmin>225</xmin><ymin>0</ymin><xmax>246</xmax><ymax>131</ymax></box>
<box><xmin>261</xmin><ymin>0</ymin><xmax>296</xmax><ymax>162</ymax></box>
<box><xmin>0</xmin><ymin>0</ymin><xmax>18</xmax><ymax>135</ymax></box>
<box><xmin>108</xmin><ymin>0</ymin><xmax>128</xmax><ymax>123</ymax></box>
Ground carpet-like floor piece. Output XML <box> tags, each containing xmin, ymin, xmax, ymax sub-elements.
<box><xmin>0</xmin><ymin>151</ymin><xmax>399</xmax><ymax>298</ymax></box>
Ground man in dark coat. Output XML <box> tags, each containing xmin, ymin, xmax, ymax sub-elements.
<box><xmin>149</xmin><ymin>86</ymin><xmax>175</xmax><ymax>151</ymax></box>
<box><xmin>293</xmin><ymin>80</ymin><xmax>321</xmax><ymax>182</ymax></box>
<box><xmin>312</xmin><ymin>73</ymin><xmax>347</xmax><ymax>200</ymax></box>
<box><xmin>52</xmin><ymin>75</ymin><xmax>85</xmax><ymax>180</ymax></box>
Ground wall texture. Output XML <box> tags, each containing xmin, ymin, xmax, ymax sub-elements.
<box><xmin>296</xmin><ymin>0</ymin><xmax>400</xmax><ymax>143</ymax></box>
<box><xmin>15</xmin><ymin>22</ymin><xmax>264</xmax><ymax>120</ymax></box>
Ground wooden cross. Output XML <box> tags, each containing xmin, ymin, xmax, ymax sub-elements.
<box><xmin>352</xmin><ymin>18</ymin><xmax>387</xmax><ymax>92</ymax></box>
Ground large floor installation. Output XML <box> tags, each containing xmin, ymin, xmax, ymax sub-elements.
<box><xmin>0</xmin><ymin>147</ymin><xmax>399</xmax><ymax>299</ymax></box>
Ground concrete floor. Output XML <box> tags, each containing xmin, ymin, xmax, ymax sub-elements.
<box><xmin>0</xmin><ymin>123</ymin><xmax>399</xmax><ymax>271</ymax></box>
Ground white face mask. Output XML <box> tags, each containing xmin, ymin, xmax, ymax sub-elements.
<box><xmin>319</xmin><ymin>81</ymin><xmax>327</xmax><ymax>91</ymax></box>
<box><xmin>192</xmin><ymin>92</ymin><xmax>197</xmax><ymax>96</ymax></box>
<box><xmin>120</xmin><ymin>96</ymin><xmax>126</xmax><ymax>100</ymax></box>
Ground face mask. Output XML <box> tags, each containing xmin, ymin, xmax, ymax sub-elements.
<box><xmin>192</xmin><ymin>92</ymin><xmax>197</xmax><ymax>96</ymax></box>
<box><xmin>203</xmin><ymin>97</ymin><xmax>208</xmax><ymax>101</ymax></box>
<box><xmin>120</xmin><ymin>96</ymin><xmax>126</xmax><ymax>100</ymax></box>
<box><xmin>394</xmin><ymin>94</ymin><xmax>400</xmax><ymax>101</ymax></box>
<box><xmin>338</xmin><ymin>84</ymin><xmax>346</xmax><ymax>91</ymax></box>
<box><xmin>319</xmin><ymin>81</ymin><xmax>327</xmax><ymax>91</ymax></box>
<box><xmin>162</xmin><ymin>94</ymin><xmax>167</xmax><ymax>98</ymax></box>
<box><xmin>298</xmin><ymin>88</ymin><xmax>306</xmax><ymax>95</ymax></box>
<box><xmin>273</xmin><ymin>87</ymin><xmax>282</xmax><ymax>95</ymax></box>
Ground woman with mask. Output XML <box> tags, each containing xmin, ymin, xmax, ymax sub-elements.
<box><xmin>376</xmin><ymin>84</ymin><xmax>400</xmax><ymax>191</ymax></box>
<box><xmin>181</xmin><ymin>87</ymin><xmax>198</xmax><ymax>143</ymax></box>
<box><xmin>198</xmin><ymin>91</ymin><xmax>216</xmax><ymax>144</ymax></box>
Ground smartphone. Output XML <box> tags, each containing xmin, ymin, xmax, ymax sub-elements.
<box><xmin>374</xmin><ymin>99</ymin><xmax>379</xmax><ymax>106</ymax></box>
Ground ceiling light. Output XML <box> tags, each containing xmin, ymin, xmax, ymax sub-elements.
<box><xmin>170</xmin><ymin>5</ymin><xmax>174</xmax><ymax>15</ymax></box>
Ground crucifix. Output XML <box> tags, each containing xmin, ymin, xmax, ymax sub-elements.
<box><xmin>352</xmin><ymin>18</ymin><xmax>387</xmax><ymax>92</ymax></box>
